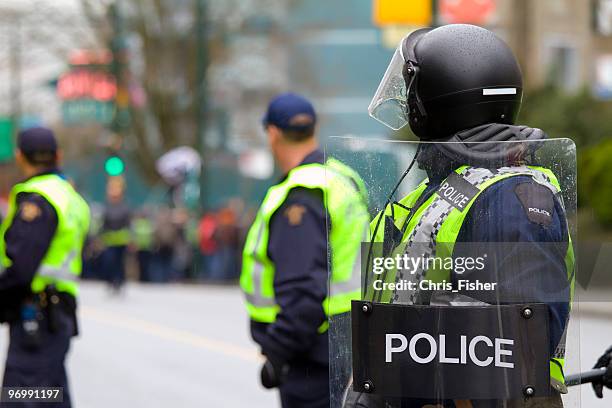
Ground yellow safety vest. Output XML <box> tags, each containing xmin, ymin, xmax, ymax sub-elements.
<box><xmin>369</xmin><ymin>165</ymin><xmax>574</xmax><ymax>393</ymax></box>
<box><xmin>241</xmin><ymin>158</ymin><xmax>369</xmax><ymax>331</ymax></box>
<box><xmin>132</xmin><ymin>217</ymin><xmax>154</xmax><ymax>250</ymax></box>
<box><xmin>100</xmin><ymin>228</ymin><xmax>131</xmax><ymax>247</ymax></box>
<box><xmin>0</xmin><ymin>174</ymin><xmax>90</xmax><ymax>297</ymax></box>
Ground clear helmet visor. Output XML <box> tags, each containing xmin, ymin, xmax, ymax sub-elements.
<box><xmin>368</xmin><ymin>46</ymin><xmax>410</xmax><ymax>131</ymax></box>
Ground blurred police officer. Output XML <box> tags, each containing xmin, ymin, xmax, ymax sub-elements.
<box><xmin>100</xmin><ymin>177</ymin><xmax>131</xmax><ymax>292</ymax></box>
<box><xmin>593</xmin><ymin>346</ymin><xmax>612</xmax><ymax>399</ymax></box>
<box><xmin>0</xmin><ymin>127</ymin><xmax>90</xmax><ymax>408</ymax></box>
<box><xmin>241</xmin><ymin>93</ymin><xmax>368</xmax><ymax>408</ymax></box>
<box><xmin>359</xmin><ymin>24</ymin><xmax>574</xmax><ymax>407</ymax></box>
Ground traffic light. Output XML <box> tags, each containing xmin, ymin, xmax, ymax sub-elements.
<box><xmin>104</xmin><ymin>155</ymin><xmax>125</xmax><ymax>176</ymax></box>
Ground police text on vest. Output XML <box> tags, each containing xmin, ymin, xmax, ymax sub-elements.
<box><xmin>437</xmin><ymin>173</ymin><xmax>480</xmax><ymax>211</ymax></box>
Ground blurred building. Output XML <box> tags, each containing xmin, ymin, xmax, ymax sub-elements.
<box><xmin>6</xmin><ymin>0</ymin><xmax>612</xmax><ymax>208</ymax></box>
<box><xmin>280</xmin><ymin>0</ymin><xmax>612</xmax><ymax>141</ymax></box>
<box><xmin>210</xmin><ymin>0</ymin><xmax>392</xmax><ymax>146</ymax></box>
<box><xmin>285</xmin><ymin>0</ymin><xmax>393</xmax><ymax>138</ymax></box>
<box><xmin>494</xmin><ymin>0</ymin><xmax>612</xmax><ymax>96</ymax></box>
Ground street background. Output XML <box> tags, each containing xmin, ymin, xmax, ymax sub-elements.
<box><xmin>0</xmin><ymin>0</ymin><xmax>611</xmax><ymax>407</ymax></box>
<box><xmin>0</xmin><ymin>282</ymin><xmax>609</xmax><ymax>407</ymax></box>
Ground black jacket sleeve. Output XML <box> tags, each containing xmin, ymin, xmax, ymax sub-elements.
<box><xmin>259</xmin><ymin>187</ymin><xmax>328</xmax><ymax>362</ymax></box>
<box><xmin>455</xmin><ymin>176</ymin><xmax>570</xmax><ymax>355</ymax></box>
<box><xmin>0</xmin><ymin>192</ymin><xmax>58</xmax><ymax>292</ymax></box>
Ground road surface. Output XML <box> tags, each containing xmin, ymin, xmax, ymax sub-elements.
<box><xmin>0</xmin><ymin>282</ymin><xmax>609</xmax><ymax>407</ymax></box>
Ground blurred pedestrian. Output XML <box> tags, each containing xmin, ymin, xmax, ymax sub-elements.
<box><xmin>100</xmin><ymin>177</ymin><xmax>131</xmax><ymax>293</ymax></box>
<box><xmin>197</xmin><ymin>210</ymin><xmax>219</xmax><ymax>280</ymax></box>
<box><xmin>184</xmin><ymin>213</ymin><xmax>201</xmax><ymax>280</ymax></box>
<box><xmin>170</xmin><ymin>208</ymin><xmax>192</xmax><ymax>281</ymax></box>
<box><xmin>150</xmin><ymin>207</ymin><xmax>177</xmax><ymax>282</ymax></box>
<box><xmin>216</xmin><ymin>205</ymin><xmax>239</xmax><ymax>280</ymax></box>
<box><xmin>240</xmin><ymin>93</ymin><xmax>368</xmax><ymax>408</ymax></box>
<box><xmin>0</xmin><ymin>127</ymin><xmax>90</xmax><ymax>408</ymax></box>
<box><xmin>81</xmin><ymin>204</ymin><xmax>104</xmax><ymax>280</ymax></box>
<box><xmin>132</xmin><ymin>210</ymin><xmax>154</xmax><ymax>282</ymax></box>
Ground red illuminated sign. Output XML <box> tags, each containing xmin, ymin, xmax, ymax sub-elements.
<box><xmin>57</xmin><ymin>70</ymin><xmax>117</xmax><ymax>102</ymax></box>
<box><xmin>439</xmin><ymin>0</ymin><xmax>496</xmax><ymax>25</ymax></box>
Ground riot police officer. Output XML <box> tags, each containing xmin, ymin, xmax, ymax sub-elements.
<box><xmin>0</xmin><ymin>127</ymin><xmax>90</xmax><ymax>408</ymax></box>
<box><xmin>337</xmin><ymin>24</ymin><xmax>574</xmax><ymax>408</ymax></box>
<box><xmin>592</xmin><ymin>346</ymin><xmax>612</xmax><ymax>399</ymax></box>
<box><xmin>241</xmin><ymin>93</ymin><xmax>368</xmax><ymax>408</ymax></box>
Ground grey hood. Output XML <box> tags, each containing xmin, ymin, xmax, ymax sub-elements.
<box><xmin>434</xmin><ymin>123</ymin><xmax>547</xmax><ymax>168</ymax></box>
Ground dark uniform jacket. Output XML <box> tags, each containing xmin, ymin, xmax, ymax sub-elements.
<box><xmin>415</xmin><ymin>158</ymin><xmax>570</xmax><ymax>355</ymax></box>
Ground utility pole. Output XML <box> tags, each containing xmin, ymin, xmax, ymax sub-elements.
<box><xmin>110</xmin><ymin>2</ymin><xmax>129</xmax><ymax>138</ymax></box>
<box><xmin>431</xmin><ymin>0</ymin><xmax>439</xmax><ymax>26</ymax></box>
<box><xmin>9</xmin><ymin>16</ymin><xmax>21</xmax><ymax>139</ymax></box>
<box><xmin>515</xmin><ymin>0</ymin><xmax>530</xmax><ymax>86</ymax></box>
<box><xmin>195</xmin><ymin>0</ymin><xmax>208</xmax><ymax>209</ymax></box>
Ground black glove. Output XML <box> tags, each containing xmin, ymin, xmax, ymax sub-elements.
<box><xmin>260</xmin><ymin>354</ymin><xmax>289</xmax><ymax>389</ymax></box>
<box><xmin>593</xmin><ymin>346</ymin><xmax>612</xmax><ymax>399</ymax></box>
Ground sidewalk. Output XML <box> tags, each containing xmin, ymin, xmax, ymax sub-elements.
<box><xmin>575</xmin><ymin>289</ymin><xmax>612</xmax><ymax>319</ymax></box>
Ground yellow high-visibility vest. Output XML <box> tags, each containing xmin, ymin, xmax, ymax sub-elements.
<box><xmin>0</xmin><ymin>174</ymin><xmax>90</xmax><ymax>297</ymax></box>
<box><xmin>241</xmin><ymin>158</ymin><xmax>369</xmax><ymax>331</ymax></box>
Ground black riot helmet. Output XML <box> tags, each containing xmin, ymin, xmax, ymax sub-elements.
<box><xmin>368</xmin><ymin>24</ymin><xmax>524</xmax><ymax>140</ymax></box>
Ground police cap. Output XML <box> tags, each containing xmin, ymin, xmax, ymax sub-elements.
<box><xmin>17</xmin><ymin>127</ymin><xmax>58</xmax><ymax>165</ymax></box>
<box><xmin>262</xmin><ymin>93</ymin><xmax>317</xmax><ymax>133</ymax></box>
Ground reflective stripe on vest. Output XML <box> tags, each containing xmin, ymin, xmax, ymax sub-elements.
<box><xmin>241</xmin><ymin>159</ymin><xmax>369</xmax><ymax>326</ymax></box>
<box><xmin>38</xmin><ymin>266</ymin><xmax>79</xmax><ymax>282</ymax></box>
<box><xmin>0</xmin><ymin>175</ymin><xmax>90</xmax><ymax>297</ymax></box>
<box><xmin>37</xmin><ymin>250</ymin><xmax>79</xmax><ymax>282</ymax></box>
<box><xmin>369</xmin><ymin>165</ymin><xmax>574</xmax><ymax>391</ymax></box>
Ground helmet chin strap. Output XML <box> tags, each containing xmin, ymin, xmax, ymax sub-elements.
<box><xmin>433</xmin><ymin>123</ymin><xmax>547</xmax><ymax>168</ymax></box>
<box><xmin>404</xmin><ymin>61</ymin><xmax>428</xmax><ymax>138</ymax></box>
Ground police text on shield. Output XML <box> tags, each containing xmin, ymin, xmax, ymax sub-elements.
<box><xmin>385</xmin><ymin>333</ymin><xmax>514</xmax><ymax>368</ymax></box>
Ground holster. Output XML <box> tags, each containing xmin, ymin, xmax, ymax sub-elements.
<box><xmin>37</xmin><ymin>285</ymin><xmax>78</xmax><ymax>336</ymax></box>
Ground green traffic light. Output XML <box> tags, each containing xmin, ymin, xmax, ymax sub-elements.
<box><xmin>105</xmin><ymin>156</ymin><xmax>125</xmax><ymax>176</ymax></box>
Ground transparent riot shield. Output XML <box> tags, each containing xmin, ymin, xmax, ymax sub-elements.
<box><xmin>326</xmin><ymin>136</ymin><xmax>581</xmax><ymax>408</ymax></box>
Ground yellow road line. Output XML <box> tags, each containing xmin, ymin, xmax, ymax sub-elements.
<box><xmin>80</xmin><ymin>306</ymin><xmax>263</xmax><ymax>363</ymax></box>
